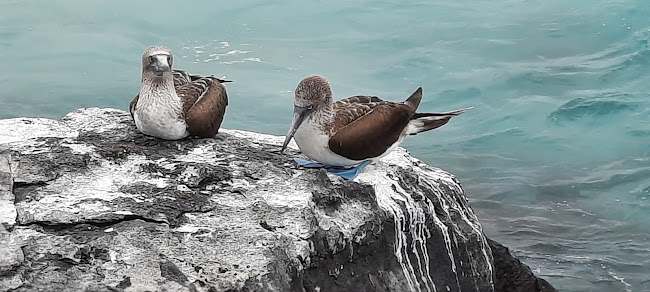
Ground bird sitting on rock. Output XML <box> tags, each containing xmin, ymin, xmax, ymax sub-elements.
<box><xmin>281</xmin><ymin>75</ymin><xmax>471</xmax><ymax>179</ymax></box>
<box><xmin>130</xmin><ymin>45</ymin><xmax>230</xmax><ymax>140</ymax></box>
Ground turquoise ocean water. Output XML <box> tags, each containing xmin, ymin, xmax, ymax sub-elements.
<box><xmin>2</xmin><ymin>0</ymin><xmax>649</xmax><ymax>290</ymax></box>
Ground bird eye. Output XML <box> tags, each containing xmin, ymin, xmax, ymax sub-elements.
<box><xmin>167</xmin><ymin>56</ymin><xmax>172</xmax><ymax>66</ymax></box>
<box><xmin>307</xmin><ymin>105</ymin><xmax>314</xmax><ymax>110</ymax></box>
<box><xmin>148</xmin><ymin>56</ymin><xmax>156</xmax><ymax>63</ymax></box>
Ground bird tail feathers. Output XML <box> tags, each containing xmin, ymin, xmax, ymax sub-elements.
<box><xmin>406</xmin><ymin>107</ymin><xmax>472</xmax><ymax>135</ymax></box>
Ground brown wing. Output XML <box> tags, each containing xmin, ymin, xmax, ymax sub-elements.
<box><xmin>173</xmin><ymin>70</ymin><xmax>193</xmax><ymax>88</ymax></box>
<box><xmin>129</xmin><ymin>94</ymin><xmax>139</xmax><ymax>119</ymax></box>
<box><xmin>329</xmin><ymin>97</ymin><xmax>414</xmax><ymax>161</ymax></box>
<box><xmin>174</xmin><ymin>69</ymin><xmax>231</xmax><ymax>88</ymax></box>
<box><xmin>176</xmin><ymin>77</ymin><xmax>229</xmax><ymax>138</ymax></box>
<box><xmin>330</xmin><ymin>95</ymin><xmax>385</xmax><ymax>128</ymax></box>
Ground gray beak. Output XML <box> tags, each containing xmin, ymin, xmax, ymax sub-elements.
<box><xmin>149</xmin><ymin>55</ymin><xmax>171</xmax><ymax>76</ymax></box>
<box><xmin>152</xmin><ymin>63</ymin><xmax>170</xmax><ymax>76</ymax></box>
<box><xmin>281</xmin><ymin>105</ymin><xmax>312</xmax><ymax>153</ymax></box>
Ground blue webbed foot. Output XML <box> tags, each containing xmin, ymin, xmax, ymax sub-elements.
<box><xmin>293</xmin><ymin>158</ymin><xmax>372</xmax><ymax>179</ymax></box>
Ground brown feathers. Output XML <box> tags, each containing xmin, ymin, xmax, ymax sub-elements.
<box><xmin>328</xmin><ymin>96</ymin><xmax>414</xmax><ymax>160</ymax></box>
<box><xmin>326</xmin><ymin>87</ymin><xmax>468</xmax><ymax>160</ymax></box>
<box><xmin>180</xmin><ymin>76</ymin><xmax>229</xmax><ymax>137</ymax></box>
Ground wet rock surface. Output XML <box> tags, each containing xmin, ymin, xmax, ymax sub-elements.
<box><xmin>488</xmin><ymin>238</ymin><xmax>557</xmax><ymax>292</ymax></box>
<box><xmin>0</xmin><ymin>108</ymin><xmax>555</xmax><ymax>292</ymax></box>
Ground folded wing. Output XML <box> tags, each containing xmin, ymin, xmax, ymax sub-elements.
<box><xmin>176</xmin><ymin>76</ymin><xmax>229</xmax><ymax>137</ymax></box>
<box><xmin>329</xmin><ymin>96</ymin><xmax>414</xmax><ymax>160</ymax></box>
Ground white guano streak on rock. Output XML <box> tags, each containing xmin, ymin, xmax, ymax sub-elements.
<box><xmin>386</xmin><ymin>148</ymin><xmax>493</xmax><ymax>286</ymax></box>
<box><xmin>358</xmin><ymin>171</ymin><xmax>426</xmax><ymax>292</ymax></box>
<box><xmin>391</xmin><ymin>156</ymin><xmax>460</xmax><ymax>287</ymax></box>
<box><xmin>357</xmin><ymin>148</ymin><xmax>482</xmax><ymax>292</ymax></box>
<box><xmin>413</xmin><ymin>159</ymin><xmax>494</xmax><ymax>287</ymax></box>
<box><xmin>357</xmin><ymin>159</ymin><xmax>436</xmax><ymax>292</ymax></box>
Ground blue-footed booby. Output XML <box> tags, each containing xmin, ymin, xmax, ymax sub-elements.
<box><xmin>281</xmin><ymin>75</ymin><xmax>471</xmax><ymax>176</ymax></box>
<box><xmin>130</xmin><ymin>46</ymin><xmax>230</xmax><ymax>140</ymax></box>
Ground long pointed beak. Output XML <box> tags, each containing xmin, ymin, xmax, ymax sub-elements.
<box><xmin>281</xmin><ymin>106</ymin><xmax>310</xmax><ymax>153</ymax></box>
<box><xmin>152</xmin><ymin>64</ymin><xmax>171</xmax><ymax>76</ymax></box>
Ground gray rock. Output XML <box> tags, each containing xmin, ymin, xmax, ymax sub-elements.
<box><xmin>0</xmin><ymin>108</ymin><xmax>554</xmax><ymax>292</ymax></box>
<box><xmin>488</xmin><ymin>238</ymin><xmax>556</xmax><ymax>292</ymax></box>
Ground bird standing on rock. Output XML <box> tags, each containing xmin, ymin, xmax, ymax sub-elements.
<box><xmin>281</xmin><ymin>75</ymin><xmax>471</xmax><ymax>178</ymax></box>
<box><xmin>130</xmin><ymin>45</ymin><xmax>230</xmax><ymax>140</ymax></box>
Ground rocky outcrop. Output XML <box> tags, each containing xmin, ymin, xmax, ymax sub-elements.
<box><xmin>488</xmin><ymin>239</ymin><xmax>556</xmax><ymax>292</ymax></box>
<box><xmin>0</xmin><ymin>108</ymin><xmax>555</xmax><ymax>292</ymax></box>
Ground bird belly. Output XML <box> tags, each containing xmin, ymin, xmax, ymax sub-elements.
<box><xmin>295</xmin><ymin>123</ymin><xmax>407</xmax><ymax>167</ymax></box>
<box><xmin>293</xmin><ymin>121</ymin><xmax>364</xmax><ymax>167</ymax></box>
<box><xmin>134</xmin><ymin>98</ymin><xmax>189</xmax><ymax>140</ymax></box>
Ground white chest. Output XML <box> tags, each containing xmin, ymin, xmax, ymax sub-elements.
<box><xmin>134</xmin><ymin>91</ymin><xmax>189</xmax><ymax>140</ymax></box>
<box><xmin>293</xmin><ymin>116</ymin><xmax>362</xmax><ymax>166</ymax></box>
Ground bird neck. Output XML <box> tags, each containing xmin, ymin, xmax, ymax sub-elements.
<box><xmin>322</xmin><ymin>101</ymin><xmax>335</xmax><ymax>115</ymax></box>
<box><xmin>139</xmin><ymin>73</ymin><xmax>181</xmax><ymax>114</ymax></box>
<box><xmin>141</xmin><ymin>73</ymin><xmax>175</xmax><ymax>95</ymax></box>
<box><xmin>312</xmin><ymin>103</ymin><xmax>335</xmax><ymax>127</ymax></box>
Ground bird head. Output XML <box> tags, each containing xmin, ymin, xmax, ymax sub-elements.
<box><xmin>281</xmin><ymin>75</ymin><xmax>333</xmax><ymax>153</ymax></box>
<box><xmin>142</xmin><ymin>46</ymin><xmax>173</xmax><ymax>79</ymax></box>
